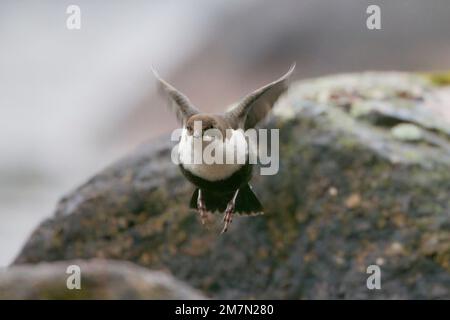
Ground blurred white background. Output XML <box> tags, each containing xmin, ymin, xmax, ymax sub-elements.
<box><xmin>0</xmin><ymin>0</ymin><xmax>242</xmax><ymax>265</ymax></box>
<box><xmin>1</xmin><ymin>0</ymin><xmax>450</xmax><ymax>266</ymax></box>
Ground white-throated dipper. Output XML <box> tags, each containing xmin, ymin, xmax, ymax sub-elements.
<box><xmin>153</xmin><ymin>64</ymin><xmax>294</xmax><ymax>232</ymax></box>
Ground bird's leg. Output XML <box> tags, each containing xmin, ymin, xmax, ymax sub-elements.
<box><xmin>197</xmin><ymin>189</ymin><xmax>207</xmax><ymax>225</ymax></box>
<box><xmin>222</xmin><ymin>189</ymin><xmax>239</xmax><ymax>233</ymax></box>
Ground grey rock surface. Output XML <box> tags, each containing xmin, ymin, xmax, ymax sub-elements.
<box><xmin>13</xmin><ymin>72</ymin><xmax>450</xmax><ymax>299</ymax></box>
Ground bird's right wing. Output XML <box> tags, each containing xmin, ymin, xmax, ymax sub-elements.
<box><xmin>152</xmin><ymin>68</ymin><xmax>200</xmax><ymax>125</ymax></box>
<box><xmin>225</xmin><ymin>64</ymin><xmax>295</xmax><ymax>129</ymax></box>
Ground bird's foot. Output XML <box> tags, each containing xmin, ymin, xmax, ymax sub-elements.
<box><xmin>221</xmin><ymin>201</ymin><xmax>235</xmax><ymax>233</ymax></box>
<box><xmin>196</xmin><ymin>189</ymin><xmax>208</xmax><ymax>225</ymax></box>
<box><xmin>197</xmin><ymin>200</ymin><xmax>207</xmax><ymax>225</ymax></box>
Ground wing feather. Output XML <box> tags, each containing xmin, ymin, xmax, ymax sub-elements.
<box><xmin>152</xmin><ymin>68</ymin><xmax>199</xmax><ymax>125</ymax></box>
<box><xmin>226</xmin><ymin>63</ymin><xmax>295</xmax><ymax>129</ymax></box>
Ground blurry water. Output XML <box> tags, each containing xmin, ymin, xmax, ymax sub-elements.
<box><xmin>0</xmin><ymin>0</ymin><xmax>238</xmax><ymax>266</ymax></box>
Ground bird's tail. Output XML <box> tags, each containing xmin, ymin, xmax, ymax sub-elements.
<box><xmin>190</xmin><ymin>184</ymin><xmax>263</xmax><ymax>215</ymax></box>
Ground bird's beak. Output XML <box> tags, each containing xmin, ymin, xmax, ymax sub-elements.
<box><xmin>193</xmin><ymin>130</ymin><xmax>202</xmax><ymax>139</ymax></box>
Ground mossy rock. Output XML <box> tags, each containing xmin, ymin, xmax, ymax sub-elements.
<box><xmin>14</xmin><ymin>72</ymin><xmax>450</xmax><ymax>299</ymax></box>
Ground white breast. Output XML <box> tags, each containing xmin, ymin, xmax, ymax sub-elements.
<box><xmin>178</xmin><ymin>128</ymin><xmax>250</xmax><ymax>181</ymax></box>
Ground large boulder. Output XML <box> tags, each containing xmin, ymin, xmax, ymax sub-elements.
<box><xmin>14</xmin><ymin>72</ymin><xmax>450</xmax><ymax>299</ymax></box>
<box><xmin>0</xmin><ymin>259</ymin><xmax>205</xmax><ymax>299</ymax></box>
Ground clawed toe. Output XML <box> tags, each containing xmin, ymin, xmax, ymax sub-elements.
<box><xmin>197</xmin><ymin>206</ymin><xmax>207</xmax><ymax>225</ymax></box>
<box><xmin>197</xmin><ymin>189</ymin><xmax>208</xmax><ymax>226</ymax></box>
<box><xmin>221</xmin><ymin>204</ymin><xmax>235</xmax><ymax>233</ymax></box>
<box><xmin>221</xmin><ymin>190</ymin><xmax>239</xmax><ymax>234</ymax></box>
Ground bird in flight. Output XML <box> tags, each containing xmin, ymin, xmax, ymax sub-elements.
<box><xmin>153</xmin><ymin>64</ymin><xmax>295</xmax><ymax>233</ymax></box>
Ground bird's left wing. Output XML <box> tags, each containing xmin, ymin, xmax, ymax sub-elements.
<box><xmin>152</xmin><ymin>68</ymin><xmax>200</xmax><ymax>125</ymax></box>
<box><xmin>225</xmin><ymin>63</ymin><xmax>295</xmax><ymax>129</ymax></box>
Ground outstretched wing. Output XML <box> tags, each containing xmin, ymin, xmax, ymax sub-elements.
<box><xmin>225</xmin><ymin>63</ymin><xmax>295</xmax><ymax>129</ymax></box>
<box><xmin>152</xmin><ymin>68</ymin><xmax>200</xmax><ymax>125</ymax></box>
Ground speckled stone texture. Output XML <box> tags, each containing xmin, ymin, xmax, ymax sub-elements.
<box><xmin>13</xmin><ymin>72</ymin><xmax>450</xmax><ymax>299</ymax></box>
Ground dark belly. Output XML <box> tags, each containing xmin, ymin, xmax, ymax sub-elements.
<box><xmin>179</xmin><ymin>163</ymin><xmax>253</xmax><ymax>193</ymax></box>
